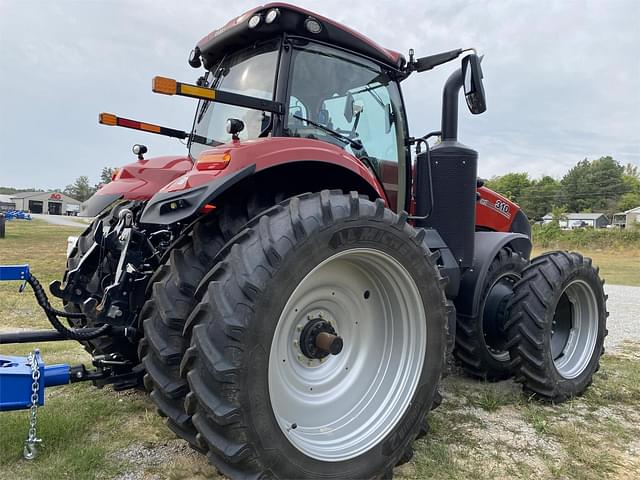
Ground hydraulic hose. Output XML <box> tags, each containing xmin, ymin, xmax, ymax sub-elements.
<box><xmin>26</xmin><ymin>274</ymin><xmax>112</xmax><ymax>341</ymax></box>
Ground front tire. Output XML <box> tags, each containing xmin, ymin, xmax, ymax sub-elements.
<box><xmin>181</xmin><ymin>191</ymin><xmax>448</xmax><ymax>479</ymax></box>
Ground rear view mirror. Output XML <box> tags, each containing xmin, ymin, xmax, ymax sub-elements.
<box><xmin>462</xmin><ymin>54</ymin><xmax>486</xmax><ymax>114</ymax></box>
<box><xmin>384</xmin><ymin>104</ymin><xmax>394</xmax><ymax>134</ymax></box>
<box><xmin>344</xmin><ymin>92</ymin><xmax>354</xmax><ymax>122</ymax></box>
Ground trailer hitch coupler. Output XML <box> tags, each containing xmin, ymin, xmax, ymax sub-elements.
<box><xmin>0</xmin><ymin>352</ymin><xmax>70</xmax><ymax>411</ymax></box>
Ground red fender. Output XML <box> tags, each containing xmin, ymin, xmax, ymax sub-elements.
<box><xmin>160</xmin><ymin>137</ymin><xmax>388</xmax><ymax>202</ymax></box>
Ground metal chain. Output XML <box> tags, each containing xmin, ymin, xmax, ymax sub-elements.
<box><xmin>23</xmin><ymin>350</ymin><xmax>42</xmax><ymax>460</ymax></box>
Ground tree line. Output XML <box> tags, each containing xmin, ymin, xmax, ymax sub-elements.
<box><xmin>484</xmin><ymin>156</ymin><xmax>640</xmax><ymax>220</ymax></box>
<box><xmin>3</xmin><ymin>159</ymin><xmax>639</xmax><ymax>216</ymax></box>
<box><xmin>58</xmin><ymin>167</ymin><xmax>116</xmax><ymax>202</ymax></box>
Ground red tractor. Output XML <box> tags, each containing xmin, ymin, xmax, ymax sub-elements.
<box><xmin>50</xmin><ymin>4</ymin><xmax>606</xmax><ymax>478</ymax></box>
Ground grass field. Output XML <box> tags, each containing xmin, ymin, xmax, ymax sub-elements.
<box><xmin>1</xmin><ymin>220</ymin><xmax>639</xmax><ymax>479</ymax></box>
<box><xmin>532</xmin><ymin>247</ymin><xmax>640</xmax><ymax>287</ymax></box>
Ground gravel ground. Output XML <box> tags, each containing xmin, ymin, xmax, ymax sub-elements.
<box><xmin>604</xmin><ymin>284</ymin><xmax>640</xmax><ymax>351</ymax></box>
<box><xmin>29</xmin><ymin>213</ymin><xmax>92</xmax><ymax>228</ymax></box>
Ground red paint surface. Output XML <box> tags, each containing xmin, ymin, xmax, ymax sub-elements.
<box><xmin>476</xmin><ymin>186</ymin><xmax>520</xmax><ymax>232</ymax></box>
<box><xmin>91</xmin><ymin>140</ymin><xmax>519</xmax><ymax>234</ymax></box>
<box><xmin>161</xmin><ymin>137</ymin><xmax>388</xmax><ymax>203</ymax></box>
<box><xmin>196</xmin><ymin>2</ymin><xmax>404</xmax><ymax>67</ymax></box>
<box><xmin>95</xmin><ymin>155</ymin><xmax>193</xmax><ymax>200</ymax></box>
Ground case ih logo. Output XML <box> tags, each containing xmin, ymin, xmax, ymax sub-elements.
<box><xmin>49</xmin><ymin>193</ymin><xmax>62</xmax><ymax>200</ymax></box>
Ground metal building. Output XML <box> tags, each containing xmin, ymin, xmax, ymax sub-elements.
<box><xmin>10</xmin><ymin>191</ymin><xmax>81</xmax><ymax>215</ymax></box>
<box><xmin>0</xmin><ymin>194</ymin><xmax>16</xmax><ymax>212</ymax></box>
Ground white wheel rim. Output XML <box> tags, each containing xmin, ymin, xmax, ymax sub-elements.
<box><xmin>268</xmin><ymin>248</ymin><xmax>427</xmax><ymax>462</ymax></box>
<box><xmin>552</xmin><ymin>279</ymin><xmax>599</xmax><ymax>379</ymax></box>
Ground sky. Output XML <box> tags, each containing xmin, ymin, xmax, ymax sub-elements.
<box><xmin>0</xmin><ymin>0</ymin><xmax>638</xmax><ymax>189</ymax></box>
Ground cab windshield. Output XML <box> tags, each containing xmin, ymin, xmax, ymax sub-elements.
<box><xmin>189</xmin><ymin>40</ymin><xmax>279</xmax><ymax>159</ymax></box>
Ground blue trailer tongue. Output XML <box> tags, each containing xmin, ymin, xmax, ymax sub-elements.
<box><xmin>0</xmin><ymin>350</ymin><xmax>70</xmax><ymax>412</ymax></box>
<box><xmin>0</xmin><ymin>264</ymin><xmax>143</xmax><ymax>460</ymax></box>
<box><xmin>0</xmin><ymin>264</ymin><xmax>30</xmax><ymax>281</ymax></box>
<box><xmin>0</xmin><ymin>349</ymin><xmax>72</xmax><ymax>460</ymax></box>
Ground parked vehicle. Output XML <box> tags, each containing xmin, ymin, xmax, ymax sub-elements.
<box><xmin>2</xmin><ymin>4</ymin><xmax>608</xmax><ymax>478</ymax></box>
<box><xmin>4</xmin><ymin>210</ymin><xmax>32</xmax><ymax>221</ymax></box>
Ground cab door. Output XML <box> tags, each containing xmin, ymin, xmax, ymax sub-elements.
<box><xmin>284</xmin><ymin>41</ymin><xmax>409</xmax><ymax>212</ymax></box>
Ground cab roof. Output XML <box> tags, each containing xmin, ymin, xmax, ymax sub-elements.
<box><xmin>195</xmin><ymin>3</ymin><xmax>405</xmax><ymax>70</ymax></box>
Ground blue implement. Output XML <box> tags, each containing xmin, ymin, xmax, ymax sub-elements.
<box><xmin>0</xmin><ymin>351</ymin><xmax>70</xmax><ymax>411</ymax></box>
<box><xmin>0</xmin><ymin>264</ymin><xmax>30</xmax><ymax>281</ymax></box>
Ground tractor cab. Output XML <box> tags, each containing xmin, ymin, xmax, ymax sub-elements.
<box><xmin>188</xmin><ymin>4</ymin><xmax>411</xmax><ymax>211</ymax></box>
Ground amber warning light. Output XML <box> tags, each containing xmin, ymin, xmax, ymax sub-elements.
<box><xmin>152</xmin><ymin>76</ymin><xmax>178</xmax><ymax>95</ymax></box>
<box><xmin>99</xmin><ymin>113</ymin><xmax>117</xmax><ymax>126</ymax></box>
<box><xmin>152</xmin><ymin>76</ymin><xmax>216</xmax><ymax>101</ymax></box>
<box><xmin>196</xmin><ymin>151</ymin><xmax>232</xmax><ymax>171</ymax></box>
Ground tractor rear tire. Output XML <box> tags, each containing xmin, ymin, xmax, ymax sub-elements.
<box><xmin>454</xmin><ymin>248</ymin><xmax>528</xmax><ymax>380</ymax></box>
<box><xmin>506</xmin><ymin>251</ymin><xmax>607</xmax><ymax>401</ymax></box>
<box><xmin>181</xmin><ymin>191</ymin><xmax>448</xmax><ymax>479</ymax></box>
<box><xmin>138</xmin><ymin>218</ymin><xmax>226</xmax><ymax>450</ymax></box>
<box><xmin>64</xmin><ymin>201</ymin><xmax>139</xmax><ymax>364</ymax></box>
<box><xmin>139</xmin><ymin>196</ymin><xmax>275</xmax><ymax>450</ymax></box>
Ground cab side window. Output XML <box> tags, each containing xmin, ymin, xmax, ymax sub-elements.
<box><xmin>285</xmin><ymin>43</ymin><xmax>408</xmax><ymax>210</ymax></box>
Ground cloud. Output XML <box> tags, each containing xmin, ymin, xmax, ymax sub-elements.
<box><xmin>0</xmin><ymin>0</ymin><xmax>638</xmax><ymax>188</ymax></box>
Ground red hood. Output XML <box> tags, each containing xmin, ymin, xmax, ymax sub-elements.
<box><xmin>97</xmin><ymin>155</ymin><xmax>193</xmax><ymax>200</ymax></box>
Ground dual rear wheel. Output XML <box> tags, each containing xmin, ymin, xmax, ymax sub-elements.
<box><xmin>455</xmin><ymin>248</ymin><xmax>607</xmax><ymax>402</ymax></box>
<box><xmin>506</xmin><ymin>251</ymin><xmax>607</xmax><ymax>401</ymax></box>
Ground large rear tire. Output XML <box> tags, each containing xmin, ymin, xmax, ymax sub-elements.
<box><xmin>506</xmin><ymin>251</ymin><xmax>607</xmax><ymax>401</ymax></box>
<box><xmin>181</xmin><ymin>191</ymin><xmax>448</xmax><ymax>479</ymax></box>
<box><xmin>454</xmin><ymin>248</ymin><xmax>528</xmax><ymax>380</ymax></box>
<box><xmin>139</xmin><ymin>196</ymin><xmax>275</xmax><ymax>449</ymax></box>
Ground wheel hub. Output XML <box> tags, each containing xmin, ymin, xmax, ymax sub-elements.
<box><xmin>299</xmin><ymin>318</ymin><xmax>344</xmax><ymax>359</ymax></box>
<box><xmin>268</xmin><ymin>248</ymin><xmax>427</xmax><ymax>462</ymax></box>
<box><xmin>483</xmin><ymin>274</ymin><xmax>518</xmax><ymax>358</ymax></box>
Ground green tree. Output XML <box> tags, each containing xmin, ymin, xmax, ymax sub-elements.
<box><xmin>551</xmin><ymin>205</ymin><xmax>568</xmax><ymax>224</ymax></box>
<box><xmin>618</xmin><ymin>192</ymin><xmax>640</xmax><ymax>212</ymax></box>
<box><xmin>64</xmin><ymin>176</ymin><xmax>95</xmax><ymax>202</ymax></box>
<box><xmin>620</xmin><ymin>163</ymin><xmax>640</xmax><ymax>208</ymax></box>
<box><xmin>518</xmin><ymin>176</ymin><xmax>562</xmax><ymax>220</ymax></box>
<box><xmin>100</xmin><ymin>167</ymin><xmax>115</xmax><ymax>185</ymax></box>
<box><xmin>0</xmin><ymin>187</ymin><xmax>44</xmax><ymax>195</ymax></box>
<box><xmin>484</xmin><ymin>172</ymin><xmax>531</xmax><ymax>205</ymax></box>
<box><xmin>624</xmin><ymin>163</ymin><xmax>639</xmax><ymax>177</ymax></box>
<box><xmin>560</xmin><ymin>156</ymin><xmax>625</xmax><ymax>214</ymax></box>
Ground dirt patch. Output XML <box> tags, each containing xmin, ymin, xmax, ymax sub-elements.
<box><xmin>110</xmin><ymin>440</ymin><xmax>212</xmax><ymax>480</ymax></box>
<box><xmin>463</xmin><ymin>405</ymin><xmax>565</xmax><ymax>477</ymax></box>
